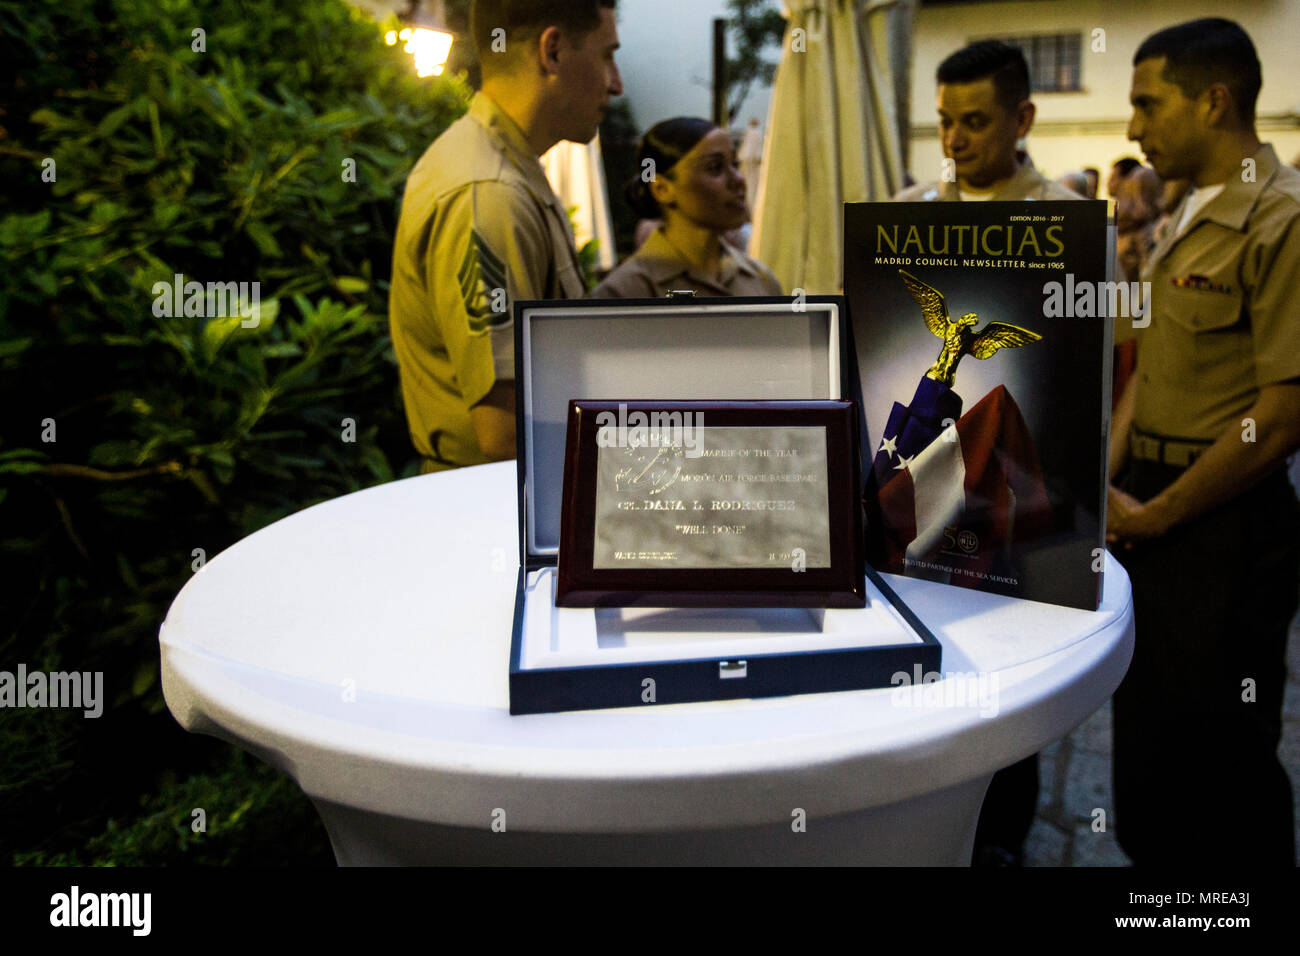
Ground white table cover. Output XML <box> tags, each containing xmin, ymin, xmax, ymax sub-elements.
<box><xmin>160</xmin><ymin>462</ymin><xmax>1133</xmax><ymax>864</ymax></box>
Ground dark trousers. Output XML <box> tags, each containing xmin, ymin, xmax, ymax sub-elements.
<box><xmin>972</xmin><ymin>755</ymin><xmax>1038</xmax><ymax>864</ymax></box>
<box><xmin>1113</xmin><ymin>461</ymin><xmax>1298</xmax><ymax>866</ymax></box>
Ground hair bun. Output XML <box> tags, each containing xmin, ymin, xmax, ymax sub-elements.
<box><xmin>623</xmin><ymin>175</ymin><xmax>660</xmax><ymax>220</ymax></box>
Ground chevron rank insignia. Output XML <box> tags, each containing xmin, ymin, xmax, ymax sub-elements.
<box><xmin>459</xmin><ymin>229</ymin><xmax>510</xmax><ymax>334</ymax></box>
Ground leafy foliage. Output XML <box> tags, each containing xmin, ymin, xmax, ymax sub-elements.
<box><xmin>0</xmin><ymin>0</ymin><xmax>470</xmax><ymax>863</ymax></box>
<box><xmin>724</xmin><ymin>0</ymin><xmax>786</xmax><ymax>125</ymax></box>
<box><xmin>13</xmin><ymin>750</ymin><xmax>335</xmax><ymax>866</ymax></box>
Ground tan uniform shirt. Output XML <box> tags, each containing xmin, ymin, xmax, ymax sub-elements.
<box><xmin>588</xmin><ymin>227</ymin><xmax>783</xmax><ymax>298</ymax></box>
<box><xmin>389</xmin><ymin>92</ymin><xmax>586</xmax><ymax>473</ymax></box>
<box><xmin>894</xmin><ymin>156</ymin><xmax>1082</xmax><ymax>202</ymax></box>
<box><xmin>1132</xmin><ymin>144</ymin><xmax>1300</xmax><ymax>441</ymax></box>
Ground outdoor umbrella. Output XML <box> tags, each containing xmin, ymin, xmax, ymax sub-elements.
<box><xmin>738</xmin><ymin>118</ymin><xmax>765</xmax><ymax>212</ymax></box>
<box><xmin>751</xmin><ymin>0</ymin><xmax>916</xmax><ymax>293</ymax></box>
<box><xmin>542</xmin><ymin>134</ymin><xmax>617</xmax><ymax>273</ymax></box>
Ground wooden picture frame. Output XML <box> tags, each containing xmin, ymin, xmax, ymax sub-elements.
<box><xmin>556</xmin><ymin>400</ymin><xmax>865</xmax><ymax>608</ymax></box>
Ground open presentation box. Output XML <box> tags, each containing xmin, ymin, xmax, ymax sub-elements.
<box><xmin>508</xmin><ymin>297</ymin><xmax>940</xmax><ymax>715</ymax></box>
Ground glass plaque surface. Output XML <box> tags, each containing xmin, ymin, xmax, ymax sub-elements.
<box><xmin>591</xmin><ymin>425</ymin><xmax>831</xmax><ymax>570</ymax></box>
<box><xmin>556</xmin><ymin>400</ymin><xmax>865</xmax><ymax>608</ymax></box>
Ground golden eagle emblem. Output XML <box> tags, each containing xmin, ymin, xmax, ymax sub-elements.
<box><xmin>899</xmin><ymin>269</ymin><xmax>1042</xmax><ymax>386</ymax></box>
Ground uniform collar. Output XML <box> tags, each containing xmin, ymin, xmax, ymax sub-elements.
<box><xmin>1147</xmin><ymin>143</ymin><xmax>1282</xmax><ymax>266</ymax></box>
<box><xmin>935</xmin><ymin>155</ymin><xmax>1050</xmax><ymax>201</ymax></box>
<box><xmin>637</xmin><ymin>228</ymin><xmax>758</xmax><ymax>291</ymax></box>
<box><xmin>1184</xmin><ymin>143</ymin><xmax>1280</xmax><ymax>234</ymax></box>
<box><xmin>469</xmin><ymin>91</ymin><xmax>563</xmax><ymax>210</ymax></box>
<box><xmin>993</xmin><ymin>157</ymin><xmax>1052</xmax><ymax>200</ymax></box>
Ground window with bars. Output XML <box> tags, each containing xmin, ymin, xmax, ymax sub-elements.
<box><xmin>984</xmin><ymin>33</ymin><xmax>1083</xmax><ymax>93</ymax></box>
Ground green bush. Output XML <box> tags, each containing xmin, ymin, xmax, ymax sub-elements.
<box><xmin>13</xmin><ymin>750</ymin><xmax>336</xmax><ymax>867</ymax></box>
<box><xmin>0</xmin><ymin>0</ymin><xmax>470</xmax><ymax>863</ymax></box>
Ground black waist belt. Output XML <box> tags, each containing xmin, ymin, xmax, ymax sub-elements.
<box><xmin>1129</xmin><ymin>426</ymin><xmax>1213</xmax><ymax>468</ymax></box>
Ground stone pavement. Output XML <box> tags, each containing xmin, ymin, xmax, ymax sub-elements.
<box><xmin>1024</xmin><ymin>614</ymin><xmax>1300</xmax><ymax>866</ymax></box>
<box><xmin>1024</xmin><ymin>454</ymin><xmax>1300</xmax><ymax>865</ymax></box>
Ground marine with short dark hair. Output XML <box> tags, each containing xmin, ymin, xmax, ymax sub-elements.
<box><xmin>389</xmin><ymin>0</ymin><xmax>622</xmax><ymax>472</ymax></box>
<box><xmin>895</xmin><ymin>39</ymin><xmax>1080</xmax><ymax>203</ymax></box>
<box><xmin>1108</xmin><ymin>17</ymin><xmax>1300</xmax><ymax>866</ymax></box>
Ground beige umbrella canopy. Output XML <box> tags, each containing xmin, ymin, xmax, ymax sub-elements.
<box><xmin>738</xmin><ymin>118</ymin><xmax>765</xmax><ymax>213</ymax></box>
<box><xmin>541</xmin><ymin>135</ymin><xmax>617</xmax><ymax>273</ymax></box>
<box><xmin>751</xmin><ymin>0</ymin><xmax>916</xmax><ymax>294</ymax></box>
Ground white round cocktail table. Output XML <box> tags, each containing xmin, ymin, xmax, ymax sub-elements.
<box><xmin>159</xmin><ymin>461</ymin><xmax>1133</xmax><ymax>865</ymax></box>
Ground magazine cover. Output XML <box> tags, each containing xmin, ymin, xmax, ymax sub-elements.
<box><xmin>844</xmin><ymin>200</ymin><xmax>1111</xmax><ymax>610</ymax></box>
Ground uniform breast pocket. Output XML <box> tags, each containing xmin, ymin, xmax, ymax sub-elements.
<box><xmin>1156</xmin><ymin>283</ymin><xmax>1249</xmax><ymax>386</ymax></box>
<box><xmin>1161</xmin><ymin>283</ymin><xmax>1241</xmax><ymax>332</ymax></box>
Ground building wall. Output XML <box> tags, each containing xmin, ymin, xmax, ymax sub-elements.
<box><xmin>908</xmin><ymin>0</ymin><xmax>1300</xmax><ymax>195</ymax></box>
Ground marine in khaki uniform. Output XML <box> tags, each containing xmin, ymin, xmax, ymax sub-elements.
<box><xmin>894</xmin><ymin>39</ymin><xmax>1081</xmax><ymax>205</ymax></box>
<box><xmin>1125</xmin><ymin>143</ymin><xmax>1300</xmax><ymax>446</ymax></box>
<box><xmin>591</xmin><ymin>118</ymin><xmax>783</xmax><ymax>299</ymax></box>
<box><xmin>389</xmin><ymin>0</ymin><xmax>622</xmax><ymax>472</ymax></box>
<box><xmin>590</xmin><ymin>229</ymin><xmax>781</xmax><ymax>298</ymax></box>
<box><xmin>1107</xmin><ymin>18</ymin><xmax>1300</xmax><ymax>866</ymax></box>
<box><xmin>390</xmin><ymin>93</ymin><xmax>586</xmax><ymax>472</ymax></box>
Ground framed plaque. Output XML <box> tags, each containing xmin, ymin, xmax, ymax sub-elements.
<box><xmin>506</xmin><ymin>297</ymin><xmax>940</xmax><ymax>715</ymax></box>
<box><xmin>555</xmin><ymin>400</ymin><xmax>865</xmax><ymax>608</ymax></box>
